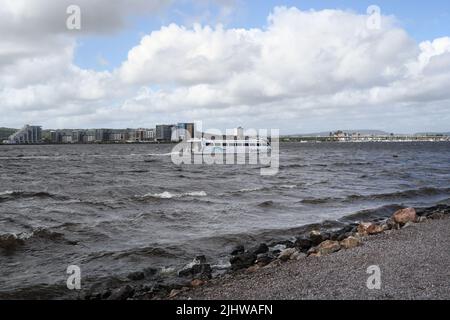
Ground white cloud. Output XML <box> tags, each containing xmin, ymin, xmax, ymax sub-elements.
<box><xmin>1</xmin><ymin>5</ymin><xmax>450</xmax><ymax>133</ymax></box>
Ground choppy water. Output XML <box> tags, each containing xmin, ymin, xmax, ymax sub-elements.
<box><xmin>1</xmin><ymin>142</ymin><xmax>449</xmax><ymax>298</ymax></box>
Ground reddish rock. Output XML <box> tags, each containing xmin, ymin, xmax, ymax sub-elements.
<box><xmin>190</xmin><ymin>279</ymin><xmax>205</xmax><ymax>287</ymax></box>
<box><xmin>392</xmin><ymin>208</ymin><xmax>417</xmax><ymax>225</ymax></box>
<box><xmin>340</xmin><ymin>236</ymin><xmax>361</xmax><ymax>249</ymax></box>
<box><xmin>317</xmin><ymin>240</ymin><xmax>341</xmax><ymax>255</ymax></box>
<box><xmin>357</xmin><ymin>222</ymin><xmax>384</xmax><ymax>236</ymax></box>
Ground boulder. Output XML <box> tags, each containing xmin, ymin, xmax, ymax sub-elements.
<box><xmin>392</xmin><ymin>207</ymin><xmax>417</xmax><ymax>225</ymax></box>
<box><xmin>317</xmin><ymin>240</ymin><xmax>341</xmax><ymax>255</ymax></box>
<box><xmin>127</xmin><ymin>271</ymin><xmax>145</xmax><ymax>281</ymax></box>
<box><xmin>108</xmin><ymin>285</ymin><xmax>134</xmax><ymax>300</ymax></box>
<box><xmin>340</xmin><ymin>236</ymin><xmax>361</xmax><ymax>249</ymax></box>
<box><xmin>309</xmin><ymin>230</ymin><xmax>324</xmax><ymax>246</ymax></box>
<box><xmin>255</xmin><ymin>253</ymin><xmax>274</xmax><ymax>267</ymax></box>
<box><xmin>178</xmin><ymin>261</ymin><xmax>212</xmax><ymax>279</ymax></box>
<box><xmin>190</xmin><ymin>279</ymin><xmax>205</xmax><ymax>288</ymax></box>
<box><xmin>250</xmin><ymin>243</ymin><xmax>269</xmax><ymax>255</ymax></box>
<box><xmin>278</xmin><ymin>248</ymin><xmax>297</xmax><ymax>261</ymax></box>
<box><xmin>230</xmin><ymin>252</ymin><xmax>256</xmax><ymax>271</ymax></box>
<box><xmin>291</xmin><ymin>251</ymin><xmax>307</xmax><ymax>260</ymax></box>
<box><xmin>357</xmin><ymin>222</ymin><xmax>384</xmax><ymax>236</ymax></box>
<box><xmin>429</xmin><ymin>212</ymin><xmax>445</xmax><ymax>220</ymax></box>
<box><xmin>294</xmin><ymin>237</ymin><xmax>313</xmax><ymax>252</ymax></box>
<box><xmin>231</xmin><ymin>245</ymin><xmax>244</xmax><ymax>256</ymax></box>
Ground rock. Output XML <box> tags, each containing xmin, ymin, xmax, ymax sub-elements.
<box><xmin>178</xmin><ymin>262</ymin><xmax>212</xmax><ymax>279</ymax></box>
<box><xmin>255</xmin><ymin>253</ymin><xmax>274</xmax><ymax>267</ymax></box>
<box><xmin>417</xmin><ymin>216</ymin><xmax>427</xmax><ymax>223</ymax></box>
<box><xmin>294</xmin><ymin>237</ymin><xmax>312</xmax><ymax>252</ymax></box>
<box><xmin>250</xmin><ymin>243</ymin><xmax>269</xmax><ymax>255</ymax></box>
<box><xmin>246</xmin><ymin>265</ymin><xmax>260</xmax><ymax>273</ymax></box>
<box><xmin>385</xmin><ymin>218</ymin><xmax>400</xmax><ymax>230</ymax></box>
<box><xmin>127</xmin><ymin>271</ymin><xmax>145</xmax><ymax>281</ymax></box>
<box><xmin>168</xmin><ymin>289</ymin><xmax>181</xmax><ymax>298</ymax></box>
<box><xmin>143</xmin><ymin>267</ymin><xmax>158</xmax><ymax>278</ymax></box>
<box><xmin>230</xmin><ymin>252</ymin><xmax>256</xmax><ymax>271</ymax></box>
<box><xmin>429</xmin><ymin>212</ymin><xmax>445</xmax><ymax>220</ymax></box>
<box><xmin>194</xmin><ymin>255</ymin><xmax>207</xmax><ymax>264</ymax></box>
<box><xmin>278</xmin><ymin>248</ymin><xmax>297</xmax><ymax>261</ymax></box>
<box><xmin>340</xmin><ymin>236</ymin><xmax>361</xmax><ymax>249</ymax></box>
<box><xmin>190</xmin><ymin>279</ymin><xmax>205</xmax><ymax>287</ymax></box>
<box><xmin>309</xmin><ymin>230</ymin><xmax>324</xmax><ymax>246</ymax></box>
<box><xmin>316</xmin><ymin>240</ymin><xmax>341</xmax><ymax>255</ymax></box>
<box><xmin>357</xmin><ymin>222</ymin><xmax>384</xmax><ymax>236</ymax></box>
<box><xmin>291</xmin><ymin>251</ymin><xmax>307</xmax><ymax>260</ymax></box>
<box><xmin>108</xmin><ymin>285</ymin><xmax>134</xmax><ymax>300</ymax></box>
<box><xmin>231</xmin><ymin>245</ymin><xmax>245</xmax><ymax>256</ymax></box>
<box><xmin>269</xmin><ymin>240</ymin><xmax>295</xmax><ymax>248</ymax></box>
<box><xmin>392</xmin><ymin>207</ymin><xmax>417</xmax><ymax>225</ymax></box>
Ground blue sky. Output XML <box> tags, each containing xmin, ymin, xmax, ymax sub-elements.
<box><xmin>75</xmin><ymin>0</ymin><xmax>450</xmax><ymax>71</ymax></box>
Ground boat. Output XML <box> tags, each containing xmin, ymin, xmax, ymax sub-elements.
<box><xmin>186</xmin><ymin>138</ymin><xmax>272</xmax><ymax>154</ymax></box>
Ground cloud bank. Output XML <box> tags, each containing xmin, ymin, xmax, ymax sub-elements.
<box><xmin>1</xmin><ymin>4</ymin><xmax>449</xmax><ymax>133</ymax></box>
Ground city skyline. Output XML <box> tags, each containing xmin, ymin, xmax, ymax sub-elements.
<box><xmin>1</xmin><ymin>1</ymin><xmax>450</xmax><ymax>133</ymax></box>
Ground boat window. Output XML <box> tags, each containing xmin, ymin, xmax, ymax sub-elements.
<box><xmin>206</xmin><ymin>143</ymin><xmax>212</xmax><ymax>146</ymax></box>
<box><xmin>245</xmin><ymin>143</ymin><xmax>249</xmax><ymax>147</ymax></box>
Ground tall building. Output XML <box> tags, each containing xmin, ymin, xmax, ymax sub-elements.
<box><xmin>173</xmin><ymin>123</ymin><xmax>195</xmax><ymax>141</ymax></box>
<box><xmin>7</xmin><ymin>125</ymin><xmax>42</xmax><ymax>144</ymax></box>
<box><xmin>156</xmin><ymin>125</ymin><xmax>174</xmax><ymax>142</ymax></box>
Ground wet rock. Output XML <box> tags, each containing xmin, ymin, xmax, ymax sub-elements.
<box><xmin>269</xmin><ymin>240</ymin><xmax>295</xmax><ymax>248</ymax></box>
<box><xmin>392</xmin><ymin>207</ymin><xmax>417</xmax><ymax>225</ymax></box>
<box><xmin>250</xmin><ymin>243</ymin><xmax>269</xmax><ymax>255</ymax></box>
<box><xmin>278</xmin><ymin>248</ymin><xmax>297</xmax><ymax>261</ymax></box>
<box><xmin>194</xmin><ymin>255</ymin><xmax>207</xmax><ymax>264</ymax></box>
<box><xmin>127</xmin><ymin>271</ymin><xmax>145</xmax><ymax>281</ymax></box>
<box><xmin>357</xmin><ymin>222</ymin><xmax>384</xmax><ymax>236</ymax></box>
<box><xmin>340</xmin><ymin>236</ymin><xmax>361</xmax><ymax>249</ymax></box>
<box><xmin>316</xmin><ymin>240</ymin><xmax>341</xmax><ymax>255</ymax></box>
<box><xmin>309</xmin><ymin>230</ymin><xmax>324</xmax><ymax>246</ymax></box>
<box><xmin>108</xmin><ymin>285</ymin><xmax>134</xmax><ymax>300</ymax></box>
<box><xmin>143</xmin><ymin>267</ymin><xmax>158</xmax><ymax>278</ymax></box>
<box><xmin>294</xmin><ymin>237</ymin><xmax>313</xmax><ymax>252</ymax></box>
<box><xmin>231</xmin><ymin>245</ymin><xmax>244</xmax><ymax>256</ymax></box>
<box><xmin>255</xmin><ymin>253</ymin><xmax>274</xmax><ymax>267</ymax></box>
<box><xmin>230</xmin><ymin>252</ymin><xmax>256</xmax><ymax>271</ymax></box>
<box><xmin>178</xmin><ymin>257</ymin><xmax>212</xmax><ymax>280</ymax></box>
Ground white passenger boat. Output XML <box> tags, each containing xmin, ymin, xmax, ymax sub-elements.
<box><xmin>186</xmin><ymin>138</ymin><xmax>271</xmax><ymax>154</ymax></box>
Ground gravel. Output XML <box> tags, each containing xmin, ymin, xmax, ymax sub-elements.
<box><xmin>177</xmin><ymin>217</ymin><xmax>450</xmax><ymax>300</ymax></box>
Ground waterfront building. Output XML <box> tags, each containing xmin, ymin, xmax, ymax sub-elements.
<box><xmin>7</xmin><ymin>125</ymin><xmax>42</xmax><ymax>144</ymax></box>
<box><xmin>172</xmin><ymin>123</ymin><xmax>195</xmax><ymax>142</ymax></box>
<box><xmin>156</xmin><ymin>125</ymin><xmax>174</xmax><ymax>142</ymax></box>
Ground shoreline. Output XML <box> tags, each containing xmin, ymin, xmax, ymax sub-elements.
<box><xmin>171</xmin><ymin>208</ymin><xmax>450</xmax><ymax>300</ymax></box>
<box><xmin>79</xmin><ymin>204</ymin><xmax>449</xmax><ymax>300</ymax></box>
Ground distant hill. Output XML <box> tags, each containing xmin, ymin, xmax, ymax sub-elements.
<box><xmin>0</xmin><ymin>127</ymin><xmax>17</xmax><ymax>141</ymax></box>
<box><xmin>290</xmin><ymin>130</ymin><xmax>391</xmax><ymax>137</ymax></box>
<box><xmin>414</xmin><ymin>132</ymin><xmax>450</xmax><ymax>136</ymax></box>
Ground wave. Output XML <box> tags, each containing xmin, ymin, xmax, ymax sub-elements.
<box><xmin>0</xmin><ymin>228</ymin><xmax>69</xmax><ymax>252</ymax></box>
<box><xmin>300</xmin><ymin>187</ymin><xmax>450</xmax><ymax>205</ymax></box>
<box><xmin>0</xmin><ymin>190</ymin><xmax>68</xmax><ymax>203</ymax></box>
<box><xmin>137</xmin><ymin>191</ymin><xmax>207</xmax><ymax>200</ymax></box>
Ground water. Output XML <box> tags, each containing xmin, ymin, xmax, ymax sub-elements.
<box><xmin>1</xmin><ymin>142</ymin><xmax>449</xmax><ymax>298</ymax></box>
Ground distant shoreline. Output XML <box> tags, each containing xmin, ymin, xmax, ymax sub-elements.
<box><xmin>1</xmin><ymin>140</ymin><xmax>450</xmax><ymax>146</ymax></box>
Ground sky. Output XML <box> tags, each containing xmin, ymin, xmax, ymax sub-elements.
<box><xmin>1</xmin><ymin>0</ymin><xmax>450</xmax><ymax>134</ymax></box>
